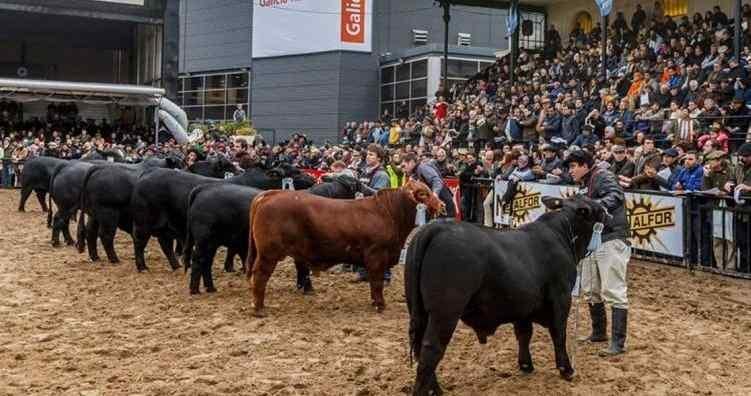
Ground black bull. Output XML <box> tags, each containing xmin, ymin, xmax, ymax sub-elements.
<box><xmin>130</xmin><ymin>166</ymin><xmax>316</xmax><ymax>272</ymax></box>
<box><xmin>404</xmin><ymin>196</ymin><xmax>609</xmax><ymax>395</ymax></box>
<box><xmin>183</xmin><ymin>175</ymin><xmax>370</xmax><ymax>295</ymax></box>
<box><xmin>18</xmin><ymin>156</ymin><xmax>69</xmax><ymax>212</ymax></box>
<box><xmin>19</xmin><ymin>155</ymin><xmax>126</xmax><ymax>213</ymax></box>
<box><xmin>48</xmin><ymin>161</ymin><xmax>95</xmax><ymax>246</ymax></box>
<box><xmin>75</xmin><ymin>157</ymin><xmax>183</xmax><ymax>263</ymax></box>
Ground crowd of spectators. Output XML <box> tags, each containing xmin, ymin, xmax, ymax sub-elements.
<box><xmin>1</xmin><ymin>2</ymin><xmax>751</xmax><ymax>272</ymax></box>
<box><xmin>2</xmin><ymin>3</ymin><xmax>751</xmax><ymax>207</ymax></box>
<box><xmin>339</xmin><ymin>2</ymin><xmax>751</xmax><ymax>197</ymax></box>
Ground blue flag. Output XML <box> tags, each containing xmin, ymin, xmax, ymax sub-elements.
<box><xmin>506</xmin><ymin>5</ymin><xmax>518</xmax><ymax>37</ymax></box>
<box><xmin>595</xmin><ymin>0</ymin><xmax>613</xmax><ymax>17</ymax></box>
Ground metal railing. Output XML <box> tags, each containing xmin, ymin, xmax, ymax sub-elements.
<box><xmin>687</xmin><ymin>192</ymin><xmax>751</xmax><ymax>279</ymax></box>
<box><xmin>459</xmin><ymin>179</ymin><xmax>751</xmax><ymax>280</ymax></box>
<box><xmin>459</xmin><ymin>178</ymin><xmax>492</xmax><ymax>223</ymax></box>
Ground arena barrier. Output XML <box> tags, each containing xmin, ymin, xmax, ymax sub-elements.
<box><xmin>451</xmin><ymin>178</ymin><xmax>751</xmax><ymax>280</ymax></box>
<box><xmin>459</xmin><ymin>179</ymin><xmax>491</xmax><ymax>224</ymax></box>
<box><xmin>684</xmin><ymin>192</ymin><xmax>751</xmax><ymax>279</ymax></box>
<box><xmin>492</xmin><ymin>179</ymin><xmax>688</xmax><ymax>261</ymax></box>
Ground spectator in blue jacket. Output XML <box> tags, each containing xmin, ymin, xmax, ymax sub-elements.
<box><xmin>673</xmin><ymin>151</ymin><xmax>704</xmax><ymax>191</ymax></box>
<box><xmin>367</xmin><ymin>122</ymin><xmax>383</xmax><ymax>143</ymax></box>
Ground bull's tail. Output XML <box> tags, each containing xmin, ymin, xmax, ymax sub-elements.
<box><xmin>46</xmin><ymin>164</ymin><xmax>65</xmax><ymax>228</ymax></box>
<box><xmin>404</xmin><ymin>223</ymin><xmax>445</xmax><ymax>366</ymax></box>
<box><xmin>76</xmin><ymin>166</ymin><xmax>100</xmax><ymax>253</ymax></box>
<box><xmin>245</xmin><ymin>191</ymin><xmax>270</xmax><ymax>276</ymax></box>
<box><xmin>183</xmin><ymin>185</ymin><xmax>203</xmax><ymax>272</ymax></box>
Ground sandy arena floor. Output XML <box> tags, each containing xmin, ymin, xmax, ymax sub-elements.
<box><xmin>1</xmin><ymin>189</ymin><xmax>751</xmax><ymax>395</ymax></box>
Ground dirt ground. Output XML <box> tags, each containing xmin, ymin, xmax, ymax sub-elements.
<box><xmin>1</xmin><ymin>190</ymin><xmax>751</xmax><ymax>396</ymax></box>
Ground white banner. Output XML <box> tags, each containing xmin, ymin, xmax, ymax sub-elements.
<box><xmin>494</xmin><ymin>180</ymin><xmax>685</xmax><ymax>257</ymax></box>
<box><xmin>493</xmin><ymin>179</ymin><xmax>578</xmax><ymax>227</ymax></box>
<box><xmin>253</xmin><ymin>0</ymin><xmax>373</xmax><ymax>58</ymax></box>
<box><xmin>624</xmin><ymin>191</ymin><xmax>684</xmax><ymax>256</ymax></box>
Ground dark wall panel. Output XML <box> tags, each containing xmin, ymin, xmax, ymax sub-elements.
<box><xmin>251</xmin><ymin>52</ymin><xmax>341</xmax><ymax>143</ymax></box>
<box><xmin>251</xmin><ymin>51</ymin><xmax>378</xmax><ymax>144</ymax></box>
<box><xmin>374</xmin><ymin>0</ymin><xmax>508</xmax><ymax>56</ymax></box>
<box><xmin>179</xmin><ymin>0</ymin><xmax>251</xmax><ymax>73</ymax></box>
<box><xmin>338</xmin><ymin>52</ymin><xmax>378</xmax><ymax>128</ymax></box>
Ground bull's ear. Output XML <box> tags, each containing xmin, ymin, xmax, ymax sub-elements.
<box><xmin>541</xmin><ymin>196</ymin><xmax>563</xmax><ymax>210</ymax></box>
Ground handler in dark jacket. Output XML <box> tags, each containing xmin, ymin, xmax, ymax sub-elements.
<box><xmin>564</xmin><ymin>150</ymin><xmax>631</xmax><ymax>356</ymax></box>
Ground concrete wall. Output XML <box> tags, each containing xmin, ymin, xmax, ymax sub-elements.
<box><xmin>179</xmin><ymin>0</ymin><xmax>252</xmax><ymax>73</ymax></box>
<box><xmin>375</xmin><ymin>0</ymin><xmax>508</xmax><ymax>57</ymax></box>
<box><xmin>178</xmin><ymin>0</ymin><xmax>511</xmax><ymax>143</ymax></box>
<box><xmin>548</xmin><ymin>0</ymin><xmax>744</xmax><ymax>42</ymax></box>
<box><xmin>251</xmin><ymin>51</ymin><xmax>378</xmax><ymax>144</ymax></box>
<box><xmin>337</xmin><ymin>52</ymin><xmax>379</xmax><ymax>134</ymax></box>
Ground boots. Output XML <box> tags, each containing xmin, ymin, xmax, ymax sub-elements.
<box><xmin>600</xmin><ymin>308</ymin><xmax>628</xmax><ymax>356</ymax></box>
<box><xmin>579</xmin><ymin>303</ymin><xmax>608</xmax><ymax>343</ymax></box>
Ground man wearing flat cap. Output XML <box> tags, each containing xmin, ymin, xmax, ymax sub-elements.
<box><xmin>702</xmin><ymin>150</ymin><xmax>733</xmax><ymax>191</ymax></box>
<box><xmin>564</xmin><ymin>150</ymin><xmax>631</xmax><ymax>356</ymax></box>
<box><xmin>681</xmin><ymin>149</ymin><xmax>731</xmax><ymax>268</ymax></box>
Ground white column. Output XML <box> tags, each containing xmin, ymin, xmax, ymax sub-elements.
<box><xmin>427</xmin><ymin>56</ymin><xmax>442</xmax><ymax>102</ymax></box>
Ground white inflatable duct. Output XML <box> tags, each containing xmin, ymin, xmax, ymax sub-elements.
<box><xmin>158</xmin><ymin>110</ymin><xmax>189</xmax><ymax>144</ymax></box>
<box><xmin>158</xmin><ymin>97</ymin><xmax>188</xmax><ymax>130</ymax></box>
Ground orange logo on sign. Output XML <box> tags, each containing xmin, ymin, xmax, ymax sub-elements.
<box><xmin>341</xmin><ymin>0</ymin><xmax>365</xmax><ymax>43</ymax></box>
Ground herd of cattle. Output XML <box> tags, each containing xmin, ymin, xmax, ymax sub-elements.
<box><xmin>14</xmin><ymin>155</ymin><xmax>609</xmax><ymax>395</ymax></box>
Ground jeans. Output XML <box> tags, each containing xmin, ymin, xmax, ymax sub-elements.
<box><xmin>1</xmin><ymin>160</ymin><xmax>13</xmax><ymax>188</ymax></box>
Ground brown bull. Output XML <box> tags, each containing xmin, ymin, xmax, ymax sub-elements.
<box><xmin>246</xmin><ymin>179</ymin><xmax>444</xmax><ymax>317</ymax></box>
